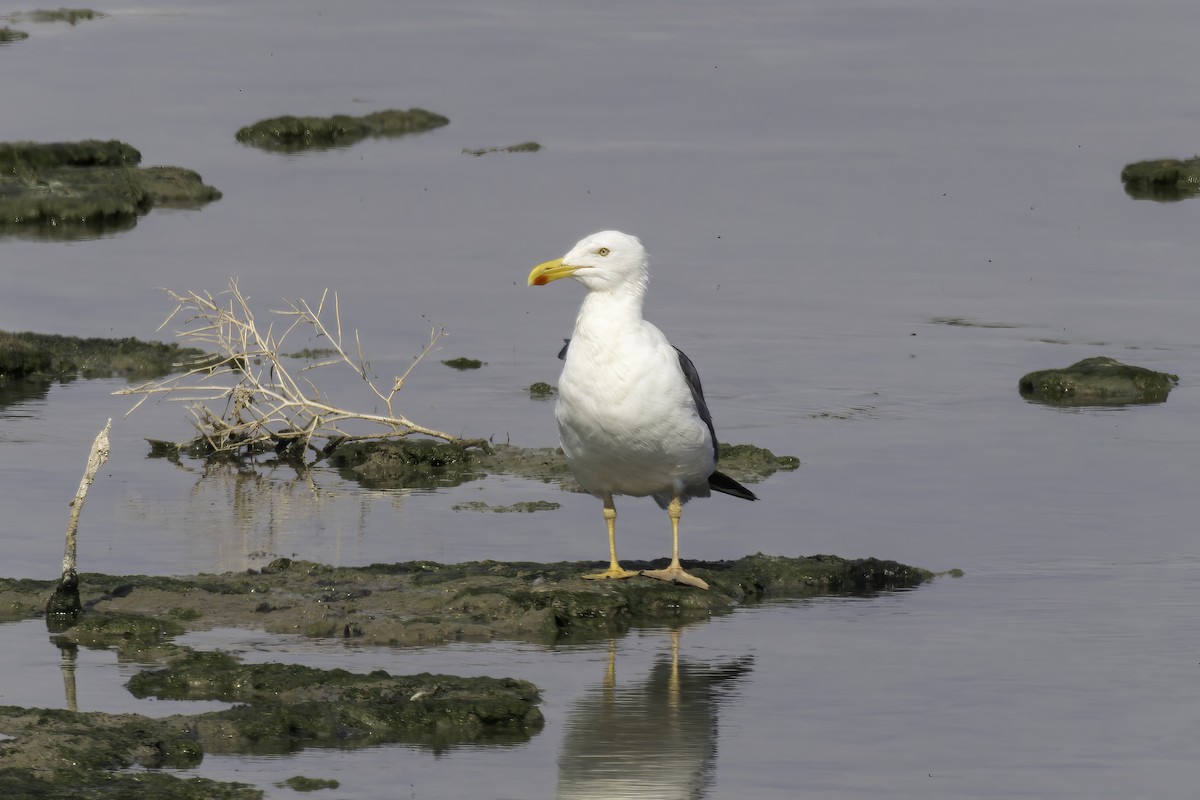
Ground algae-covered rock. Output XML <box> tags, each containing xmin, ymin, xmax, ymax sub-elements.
<box><xmin>127</xmin><ymin>648</ymin><xmax>543</xmax><ymax>752</ymax></box>
<box><xmin>442</xmin><ymin>356</ymin><xmax>485</xmax><ymax>369</ymax></box>
<box><xmin>278</xmin><ymin>776</ymin><xmax>339</xmax><ymax>792</ymax></box>
<box><xmin>0</xmin><ymin>554</ymin><xmax>933</xmax><ymax>646</ymax></box>
<box><xmin>0</xmin><ymin>139</ymin><xmax>138</xmax><ymax>171</ymax></box>
<box><xmin>328</xmin><ymin>438</ymin><xmax>485</xmax><ymax>489</ymax></box>
<box><xmin>0</xmin><ymin>330</ymin><xmax>208</xmax><ymax>380</ymax></box>
<box><xmin>0</xmin><ymin>140</ymin><xmax>221</xmax><ymax>239</ymax></box>
<box><xmin>138</xmin><ymin>165</ymin><xmax>224</xmax><ymax>207</ymax></box>
<box><xmin>1019</xmin><ymin>356</ymin><xmax>1178</xmax><ymax>406</ymax></box>
<box><xmin>1120</xmin><ymin>157</ymin><xmax>1200</xmax><ymax>201</ymax></box>
<box><xmin>0</xmin><ymin>707</ymin><xmax>251</xmax><ymax>799</ymax></box>
<box><xmin>716</xmin><ymin>442</ymin><xmax>801</xmax><ymax>483</ymax></box>
<box><xmin>235</xmin><ymin>109</ymin><xmax>450</xmax><ymax>153</ymax></box>
<box><xmin>0</xmin><ymin>629</ymin><xmax>539</xmax><ymax>796</ymax></box>
<box><xmin>452</xmin><ymin>500</ymin><xmax>561</xmax><ymax>513</ymax></box>
<box><xmin>529</xmin><ymin>381</ymin><xmax>556</xmax><ymax>398</ymax></box>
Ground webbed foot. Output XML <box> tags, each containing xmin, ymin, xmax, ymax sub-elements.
<box><xmin>639</xmin><ymin>566</ymin><xmax>710</xmax><ymax>590</ymax></box>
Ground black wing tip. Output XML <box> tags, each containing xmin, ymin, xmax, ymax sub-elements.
<box><xmin>709</xmin><ymin>470</ymin><xmax>758</xmax><ymax>501</ymax></box>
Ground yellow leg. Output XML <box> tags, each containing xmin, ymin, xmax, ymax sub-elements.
<box><xmin>640</xmin><ymin>495</ymin><xmax>710</xmax><ymax>590</ymax></box>
<box><xmin>667</xmin><ymin>627</ymin><xmax>681</xmax><ymax>713</ymax></box>
<box><xmin>583</xmin><ymin>492</ymin><xmax>640</xmax><ymax>581</ymax></box>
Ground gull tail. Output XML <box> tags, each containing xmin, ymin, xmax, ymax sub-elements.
<box><xmin>709</xmin><ymin>470</ymin><xmax>758</xmax><ymax>501</ymax></box>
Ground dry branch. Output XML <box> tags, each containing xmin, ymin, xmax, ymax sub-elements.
<box><xmin>47</xmin><ymin>418</ymin><xmax>111</xmax><ymax>622</ymax></box>
<box><xmin>117</xmin><ymin>279</ymin><xmax>483</xmax><ymax>459</ymax></box>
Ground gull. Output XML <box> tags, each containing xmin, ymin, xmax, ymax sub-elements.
<box><xmin>528</xmin><ymin>231</ymin><xmax>756</xmax><ymax>590</ymax></box>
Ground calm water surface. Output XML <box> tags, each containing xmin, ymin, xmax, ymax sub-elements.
<box><xmin>3</xmin><ymin>0</ymin><xmax>1199</xmax><ymax>797</ymax></box>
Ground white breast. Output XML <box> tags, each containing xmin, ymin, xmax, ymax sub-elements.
<box><xmin>555</xmin><ymin>321</ymin><xmax>715</xmax><ymax>499</ymax></box>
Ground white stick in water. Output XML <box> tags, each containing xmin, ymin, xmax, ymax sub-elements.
<box><xmin>62</xmin><ymin>418</ymin><xmax>111</xmax><ymax>578</ymax></box>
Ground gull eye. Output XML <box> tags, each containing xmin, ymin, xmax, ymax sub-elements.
<box><xmin>597</xmin><ymin>247</ymin><xmax>610</xmax><ymax>256</ymax></box>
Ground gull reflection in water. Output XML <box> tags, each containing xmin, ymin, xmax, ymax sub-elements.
<box><xmin>557</xmin><ymin>628</ymin><xmax>752</xmax><ymax>800</ymax></box>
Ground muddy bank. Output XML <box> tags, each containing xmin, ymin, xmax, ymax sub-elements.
<box><xmin>1019</xmin><ymin>356</ymin><xmax>1178</xmax><ymax>406</ymax></box>
<box><xmin>0</xmin><ymin>140</ymin><xmax>221</xmax><ymax>239</ymax></box>
<box><xmin>235</xmin><ymin>109</ymin><xmax>450</xmax><ymax>153</ymax></box>
<box><xmin>2</xmin><ymin>554</ymin><xmax>931</xmax><ymax>644</ymax></box>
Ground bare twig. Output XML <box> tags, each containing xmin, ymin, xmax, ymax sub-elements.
<box><xmin>63</xmin><ymin>419</ymin><xmax>111</xmax><ymax>577</ymax></box>
<box><xmin>117</xmin><ymin>279</ymin><xmax>483</xmax><ymax>459</ymax></box>
<box><xmin>47</xmin><ymin>418</ymin><xmax>111</xmax><ymax>622</ymax></box>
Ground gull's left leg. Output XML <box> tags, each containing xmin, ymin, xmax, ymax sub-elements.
<box><xmin>640</xmin><ymin>495</ymin><xmax>710</xmax><ymax>590</ymax></box>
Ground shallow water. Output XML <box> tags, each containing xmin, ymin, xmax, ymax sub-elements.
<box><xmin>3</xmin><ymin>0</ymin><xmax>1200</xmax><ymax>796</ymax></box>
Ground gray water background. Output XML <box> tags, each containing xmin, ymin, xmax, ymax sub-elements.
<box><xmin>2</xmin><ymin>0</ymin><xmax>1199</xmax><ymax>797</ymax></box>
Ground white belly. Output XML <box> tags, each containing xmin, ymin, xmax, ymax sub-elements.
<box><xmin>555</xmin><ymin>331</ymin><xmax>714</xmax><ymax>499</ymax></box>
